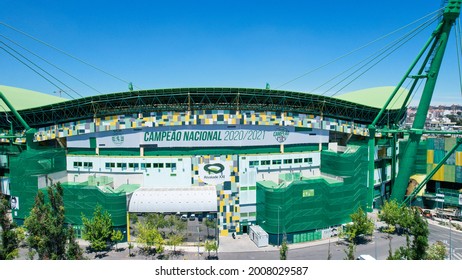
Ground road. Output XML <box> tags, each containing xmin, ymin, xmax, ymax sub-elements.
<box><xmin>218</xmin><ymin>223</ymin><xmax>462</xmax><ymax>260</ymax></box>
<box><xmin>428</xmin><ymin>222</ymin><xmax>462</xmax><ymax>260</ymax></box>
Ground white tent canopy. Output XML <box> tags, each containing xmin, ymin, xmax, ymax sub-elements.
<box><xmin>128</xmin><ymin>186</ymin><xmax>217</xmax><ymax>213</ymax></box>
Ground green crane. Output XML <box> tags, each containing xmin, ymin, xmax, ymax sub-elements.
<box><xmin>366</xmin><ymin>0</ymin><xmax>462</xmax><ymax>207</ymax></box>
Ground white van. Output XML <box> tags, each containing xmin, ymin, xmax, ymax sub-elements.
<box><xmin>356</xmin><ymin>254</ymin><xmax>376</xmax><ymax>260</ymax></box>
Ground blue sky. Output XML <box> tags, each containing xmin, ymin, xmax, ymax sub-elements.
<box><xmin>1</xmin><ymin>0</ymin><xmax>461</xmax><ymax>105</ymax></box>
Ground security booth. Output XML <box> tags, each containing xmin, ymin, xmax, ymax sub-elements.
<box><xmin>249</xmin><ymin>225</ymin><xmax>269</xmax><ymax>247</ymax></box>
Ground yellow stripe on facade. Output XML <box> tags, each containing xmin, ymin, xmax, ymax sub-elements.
<box><xmin>456</xmin><ymin>151</ymin><xmax>462</xmax><ymax>166</ymax></box>
<box><xmin>427</xmin><ymin>150</ymin><xmax>434</xmax><ymax>164</ymax></box>
<box><xmin>432</xmin><ymin>164</ymin><xmax>445</xmax><ymax>181</ymax></box>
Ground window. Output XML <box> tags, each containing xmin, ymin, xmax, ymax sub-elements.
<box><xmin>141</xmin><ymin>163</ymin><xmax>146</xmax><ymax>170</ymax></box>
<box><xmin>83</xmin><ymin>162</ymin><xmax>93</xmax><ymax>168</ymax></box>
<box><xmin>166</xmin><ymin>163</ymin><xmax>176</xmax><ymax>168</ymax></box>
<box><xmin>105</xmin><ymin>162</ymin><xmax>115</xmax><ymax>169</ymax></box>
<box><xmin>117</xmin><ymin>163</ymin><xmax>127</xmax><ymax>169</ymax></box>
<box><xmin>294</xmin><ymin>158</ymin><xmax>303</xmax><ymax>163</ymax></box>
<box><xmin>272</xmin><ymin>159</ymin><xmax>282</xmax><ymax>165</ymax></box>
<box><xmin>146</xmin><ymin>163</ymin><xmax>151</xmax><ymax>168</ymax></box>
<box><xmin>117</xmin><ymin>163</ymin><xmax>122</xmax><ymax>168</ymax></box>
<box><xmin>304</xmin><ymin>158</ymin><xmax>313</xmax><ymax>164</ymax></box>
<box><xmin>249</xmin><ymin>161</ymin><xmax>259</xmax><ymax>167</ymax></box>
<box><xmin>283</xmin><ymin>159</ymin><xmax>293</xmax><ymax>164</ymax></box>
<box><xmin>129</xmin><ymin>163</ymin><xmax>139</xmax><ymax>169</ymax></box>
<box><xmin>73</xmin><ymin>162</ymin><xmax>82</xmax><ymax>168</ymax></box>
<box><xmin>261</xmin><ymin>160</ymin><xmax>270</xmax><ymax>166</ymax></box>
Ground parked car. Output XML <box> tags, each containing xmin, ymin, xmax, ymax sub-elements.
<box><xmin>189</xmin><ymin>214</ymin><xmax>196</xmax><ymax>221</ymax></box>
<box><xmin>180</xmin><ymin>214</ymin><xmax>188</xmax><ymax>221</ymax></box>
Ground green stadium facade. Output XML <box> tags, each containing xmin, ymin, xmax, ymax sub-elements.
<box><xmin>2</xmin><ymin>85</ymin><xmax>443</xmax><ymax>245</ymax></box>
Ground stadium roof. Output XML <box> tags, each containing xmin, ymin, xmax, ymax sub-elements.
<box><xmin>0</xmin><ymin>85</ymin><xmax>67</xmax><ymax>112</ymax></box>
<box><xmin>334</xmin><ymin>86</ymin><xmax>408</xmax><ymax>110</ymax></box>
<box><xmin>0</xmin><ymin>86</ymin><xmax>406</xmax><ymax>129</ymax></box>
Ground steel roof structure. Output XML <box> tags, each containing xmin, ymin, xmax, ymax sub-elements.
<box><xmin>1</xmin><ymin>87</ymin><xmax>404</xmax><ymax>129</ymax></box>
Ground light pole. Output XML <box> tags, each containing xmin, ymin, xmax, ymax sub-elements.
<box><xmin>197</xmin><ymin>226</ymin><xmax>200</xmax><ymax>260</ymax></box>
<box><xmin>277</xmin><ymin>206</ymin><xmax>281</xmax><ymax>247</ymax></box>
<box><xmin>449</xmin><ymin>217</ymin><xmax>452</xmax><ymax>260</ymax></box>
<box><xmin>374</xmin><ymin>221</ymin><xmax>378</xmax><ymax>259</ymax></box>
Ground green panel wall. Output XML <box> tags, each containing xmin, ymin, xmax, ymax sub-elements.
<box><xmin>257</xmin><ymin>145</ymin><xmax>368</xmax><ymax>235</ymax></box>
<box><xmin>9</xmin><ymin>148</ymin><xmax>127</xmax><ymax>228</ymax></box>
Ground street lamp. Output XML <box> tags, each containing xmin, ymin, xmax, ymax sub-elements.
<box><xmin>197</xmin><ymin>226</ymin><xmax>200</xmax><ymax>260</ymax></box>
<box><xmin>277</xmin><ymin>206</ymin><xmax>282</xmax><ymax>246</ymax></box>
<box><xmin>449</xmin><ymin>217</ymin><xmax>452</xmax><ymax>260</ymax></box>
<box><xmin>374</xmin><ymin>220</ymin><xmax>378</xmax><ymax>259</ymax></box>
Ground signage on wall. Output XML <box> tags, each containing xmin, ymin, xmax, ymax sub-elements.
<box><xmin>68</xmin><ymin>125</ymin><xmax>329</xmax><ymax>148</ymax></box>
<box><xmin>273</xmin><ymin>127</ymin><xmax>289</xmax><ymax>143</ymax></box>
<box><xmin>198</xmin><ymin>160</ymin><xmax>231</xmax><ymax>185</ymax></box>
<box><xmin>112</xmin><ymin>135</ymin><xmax>125</xmax><ymax>146</ymax></box>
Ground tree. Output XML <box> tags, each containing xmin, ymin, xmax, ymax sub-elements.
<box><xmin>389</xmin><ymin>207</ymin><xmax>429</xmax><ymax>260</ymax></box>
<box><xmin>380</xmin><ymin>202</ymin><xmax>423</xmax><ymax>259</ymax></box>
<box><xmin>409</xmin><ymin>208</ymin><xmax>428</xmax><ymax>260</ymax></box>
<box><xmin>345</xmin><ymin>207</ymin><xmax>374</xmax><ymax>243</ymax></box>
<box><xmin>426</xmin><ymin>241</ymin><xmax>447</xmax><ymax>260</ymax></box>
<box><xmin>145</xmin><ymin>213</ymin><xmax>168</xmax><ymax>231</ymax></box>
<box><xmin>344</xmin><ymin>243</ymin><xmax>356</xmax><ymax>260</ymax></box>
<box><xmin>383</xmin><ymin>225</ymin><xmax>396</xmax><ymax>259</ymax></box>
<box><xmin>205</xmin><ymin>240</ymin><xmax>218</xmax><ymax>259</ymax></box>
<box><xmin>137</xmin><ymin>220</ymin><xmax>164</xmax><ymax>255</ymax></box>
<box><xmin>14</xmin><ymin>226</ymin><xmax>26</xmax><ymax>247</ymax></box>
<box><xmin>129</xmin><ymin>213</ymin><xmax>139</xmax><ymax>225</ymax></box>
<box><xmin>0</xmin><ymin>194</ymin><xmax>19</xmax><ymax>260</ymax></box>
<box><xmin>343</xmin><ymin>206</ymin><xmax>373</xmax><ymax>260</ymax></box>
<box><xmin>378</xmin><ymin>200</ymin><xmax>401</xmax><ymax>231</ymax></box>
<box><xmin>66</xmin><ymin>225</ymin><xmax>83</xmax><ymax>260</ymax></box>
<box><xmin>174</xmin><ymin>218</ymin><xmax>187</xmax><ymax>233</ymax></box>
<box><xmin>81</xmin><ymin>204</ymin><xmax>113</xmax><ymax>257</ymax></box>
<box><xmin>111</xmin><ymin>229</ymin><xmax>124</xmax><ymax>251</ymax></box>
<box><xmin>24</xmin><ymin>190</ymin><xmax>49</xmax><ymax>259</ymax></box>
<box><xmin>128</xmin><ymin>242</ymin><xmax>134</xmax><ymax>257</ymax></box>
<box><xmin>389</xmin><ymin>234</ymin><xmax>412</xmax><ymax>260</ymax></box>
<box><xmin>167</xmin><ymin>232</ymin><xmax>184</xmax><ymax>253</ymax></box>
<box><xmin>24</xmin><ymin>183</ymin><xmax>77</xmax><ymax>260</ymax></box>
<box><xmin>205</xmin><ymin>218</ymin><xmax>216</xmax><ymax>238</ymax></box>
<box><xmin>279</xmin><ymin>237</ymin><xmax>288</xmax><ymax>260</ymax></box>
<box><xmin>166</xmin><ymin>215</ymin><xmax>178</xmax><ymax>233</ymax></box>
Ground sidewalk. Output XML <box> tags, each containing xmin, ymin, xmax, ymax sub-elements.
<box><xmin>217</xmin><ymin>234</ymin><xmax>338</xmax><ymax>253</ymax></box>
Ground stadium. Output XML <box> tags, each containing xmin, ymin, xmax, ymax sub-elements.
<box><xmin>0</xmin><ymin>84</ymin><xmax>409</xmax><ymax>244</ymax></box>
<box><xmin>2</xmin><ymin>1</ymin><xmax>462</xmax><ymax>246</ymax></box>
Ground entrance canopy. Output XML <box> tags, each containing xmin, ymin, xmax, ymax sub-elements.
<box><xmin>128</xmin><ymin>186</ymin><xmax>217</xmax><ymax>213</ymax></box>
